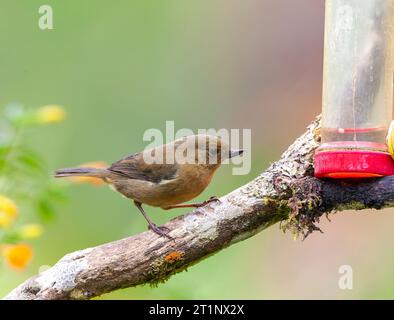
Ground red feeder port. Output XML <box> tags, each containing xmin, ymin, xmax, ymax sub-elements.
<box><xmin>314</xmin><ymin>143</ymin><xmax>394</xmax><ymax>178</ymax></box>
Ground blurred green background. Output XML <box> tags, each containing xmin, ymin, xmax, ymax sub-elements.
<box><xmin>2</xmin><ymin>0</ymin><xmax>394</xmax><ymax>299</ymax></box>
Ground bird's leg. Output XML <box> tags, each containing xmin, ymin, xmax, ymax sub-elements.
<box><xmin>133</xmin><ymin>201</ymin><xmax>172</xmax><ymax>239</ymax></box>
<box><xmin>164</xmin><ymin>196</ymin><xmax>221</xmax><ymax>210</ymax></box>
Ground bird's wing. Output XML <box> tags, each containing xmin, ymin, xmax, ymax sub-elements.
<box><xmin>108</xmin><ymin>152</ymin><xmax>179</xmax><ymax>183</ymax></box>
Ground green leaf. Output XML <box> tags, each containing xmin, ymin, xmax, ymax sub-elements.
<box><xmin>2</xmin><ymin>232</ymin><xmax>22</xmax><ymax>244</ymax></box>
<box><xmin>36</xmin><ymin>199</ymin><xmax>56</xmax><ymax>222</ymax></box>
<box><xmin>16</xmin><ymin>151</ymin><xmax>44</xmax><ymax>172</ymax></box>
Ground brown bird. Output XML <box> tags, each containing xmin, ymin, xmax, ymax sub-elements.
<box><xmin>54</xmin><ymin>134</ymin><xmax>244</xmax><ymax>238</ymax></box>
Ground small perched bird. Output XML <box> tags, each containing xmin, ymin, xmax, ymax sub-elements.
<box><xmin>54</xmin><ymin>135</ymin><xmax>243</xmax><ymax>237</ymax></box>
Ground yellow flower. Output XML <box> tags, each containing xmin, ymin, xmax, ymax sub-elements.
<box><xmin>18</xmin><ymin>224</ymin><xmax>44</xmax><ymax>239</ymax></box>
<box><xmin>70</xmin><ymin>161</ymin><xmax>108</xmax><ymax>186</ymax></box>
<box><xmin>36</xmin><ymin>105</ymin><xmax>66</xmax><ymax>124</ymax></box>
<box><xmin>2</xmin><ymin>243</ymin><xmax>33</xmax><ymax>270</ymax></box>
<box><xmin>0</xmin><ymin>195</ymin><xmax>18</xmax><ymax>228</ymax></box>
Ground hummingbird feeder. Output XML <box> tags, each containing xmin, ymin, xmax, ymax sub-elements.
<box><xmin>314</xmin><ymin>0</ymin><xmax>394</xmax><ymax>178</ymax></box>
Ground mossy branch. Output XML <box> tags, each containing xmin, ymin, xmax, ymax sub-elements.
<box><xmin>4</xmin><ymin>115</ymin><xmax>394</xmax><ymax>300</ymax></box>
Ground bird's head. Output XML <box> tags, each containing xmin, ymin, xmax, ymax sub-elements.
<box><xmin>172</xmin><ymin>134</ymin><xmax>244</xmax><ymax>169</ymax></box>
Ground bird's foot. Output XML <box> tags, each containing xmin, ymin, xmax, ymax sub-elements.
<box><xmin>148</xmin><ymin>223</ymin><xmax>173</xmax><ymax>239</ymax></box>
<box><xmin>195</xmin><ymin>196</ymin><xmax>221</xmax><ymax>208</ymax></box>
<box><xmin>162</xmin><ymin>196</ymin><xmax>221</xmax><ymax>210</ymax></box>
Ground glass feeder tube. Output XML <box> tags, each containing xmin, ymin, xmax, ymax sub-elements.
<box><xmin>314</xmin><ymin>0</ymin><xmax>394</xmax><ymax>178</ymax></box>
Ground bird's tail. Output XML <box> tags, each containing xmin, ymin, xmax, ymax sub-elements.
<box><xmin>54</xmin><ymin>167</ymin><xmax>110</xmax><ymax>179</ymax></box>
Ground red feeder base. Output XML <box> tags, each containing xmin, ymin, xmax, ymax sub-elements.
<box><xmin>314</xmin><ymin>150</ymin><xmax>394</xmax><ymax>178</ymax></box>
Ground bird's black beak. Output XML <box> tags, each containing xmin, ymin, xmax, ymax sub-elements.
<box><xmin>229</xmin><ymin>149</ymin><xmax>244</xmax><ymax>158</ymax></box>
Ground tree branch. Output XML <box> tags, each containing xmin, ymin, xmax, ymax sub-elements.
<box><xmin>5</xmin><ymin>115</ymin><xmax>394</xmax><ymax>300</ymax></box>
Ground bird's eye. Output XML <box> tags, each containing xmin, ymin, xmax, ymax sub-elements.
<box><xmin>207</xmin><ymin>148</ymin><xmax>220</xmax><ymax>164</ymax></box>
<box><xmin>208</xmin><ymin>148</ymin><xmax>217</xmax><ymax>156</ymax></box>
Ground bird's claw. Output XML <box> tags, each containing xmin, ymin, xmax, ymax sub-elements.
<box><xmin>148</xmin><ymin>223</ymin><xmax>173</xmax><ymax>239</ymax></box>
<box><xmin>208</xmin><ymin>196</ymin><xmax>221</xmax><ymax>203</ymax></box>
<box><xmin>196</xmin><ymin>196</ymin><xmax>221</xmax><ymax>208</ymax></box>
